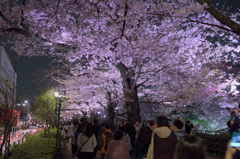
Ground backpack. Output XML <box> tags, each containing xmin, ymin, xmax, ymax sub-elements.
<box><xmin>103</xmin><ymin>132</ymin><xmax>114</xmax><ymax>151</ymax></box>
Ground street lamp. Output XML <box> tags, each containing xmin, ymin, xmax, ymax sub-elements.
<box><xmin>54</xmin><ymin>92</ymin><xmax>59</xmax><ymax>98</ymax></box>
<box><xmin>54</xmin><ymin>91</ymin><xmax>61</xmax><ymax>157</ymax></box>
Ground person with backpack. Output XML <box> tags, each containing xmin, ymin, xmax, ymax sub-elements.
<box><xmin>105</xmin><ymin>130</ymin><xmax>131</xmax><ymax>159</ymax></box>
<box><xmin>98</xmin><ymin>123</ymin><xmax>114</xmax><ymax>159</ymax></box>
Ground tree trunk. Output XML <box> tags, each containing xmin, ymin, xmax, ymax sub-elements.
<box><xmin>107</xmin><ymin>102</ymin><xmax>115</xmax><ymax>124</ymax></box>
<box><xmin>116</xmin><ymin>63</ymin><xmax>141</xmax><ymax>123</ymax></box>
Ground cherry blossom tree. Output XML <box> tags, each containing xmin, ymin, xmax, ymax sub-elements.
<box><xmin>0</xmin><ymin>0</ymin><xmax>240</xmax><ymax>123</ymax></box>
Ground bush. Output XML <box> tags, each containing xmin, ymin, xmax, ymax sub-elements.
<box><xmin>10</xmin><ymin>131</ymin><xmax>56</xmax><ymax>159</ymax></box>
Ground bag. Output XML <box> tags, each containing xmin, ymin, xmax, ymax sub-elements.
<box><xmin>103</xmin><ymin>132</ymin><xmax>114</xmax><ymax>151</ymax></box>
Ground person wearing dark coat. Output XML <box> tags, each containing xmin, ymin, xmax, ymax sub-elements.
<box><xmin>226</xmin><ymin>109</ymin><xmax>240</xmax><ymax>159</ymax></box>
<box><xmin>131</xmin><ymin>120</ymin><xmax>157</xmax><ymax>159</ymax></box>
<box><xmin>227</xmin><ymin>109</ymin><xmax>240</xmax><ymax>136</ymax></box>
<box><xmin>185</xmin><ymin>120</ymin><xmax>191</xmax><ymax>134</ymax></box>
<box><xmin>122</xmin><ymin>120</ymin><xmax>136</xmax><ymax>147</ymax></box>
<box><xmin>146</xmin><ymin>116</ymin><xmax>177</xmax><ymax>159</ymax></box>
<box><xmin>92</xmin><ymin>119</ymin><xmax>101</xmax><ymax>157</ymax></box>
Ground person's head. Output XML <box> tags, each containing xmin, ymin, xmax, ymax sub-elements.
<box><xmin>190</xmin><ymin>123</ymin><xmax>194</xmax><ymax>128</ymax></box>
<box><xmin>114</xmin><ymin>130</ymin><xmax>123</xmax><ymax>140</ymax></box>
<box><xmin>84</xmin><ymin>123</ymin><xmax>93</xmax><ymax>137</ymax></box>
<box><xmin>156</xmin><ymin>116</ymin><xmax>169</xmax><ymax>127</ymax></box>
<box><xmin>93</xmin><ymin>118</ymin><xmax>98</xmax><ymax>124</ymax></box>
<box><xmin>147</xmin><ymin>120</ymin><xmax>151</xmax><ymax>126</ymax></box>
<box><xmin>227</xmin><ymin>120</ymin><xmax>234</xmax><ymax>128</ymax></box>
<box><xmin>185</xmin><ymin>120</ymin><xmax>191</xmax><ymax>125</ymax></box>
<box><xmin>73</xmin><ymin>120</ymin><xmax>79</xmax><ymax>126</ymax></box>
<box><xmin>101</xmin><ymin>122</ymin><xmax>105</xmax><ymax>128</ymax></box>
<box><xmin>135</xmin><ymin>119</ymin><xmax>140</xmax><ymax>126</ymax></box>
<box><xmin>149</xmin><ymin>120</ymin><xmax>157</xmax><ymax>129</ymax></box>
<box><xmin>174</xmin><ymin>135</ymin><xmax>206</xmax><ymax>159</ymax></box>
<box><xmin>104</xmin><ymin>123</ymin><xmax>111</xmax><ymax>130</ymax></box>
<box><xmin>77</xmin><ymin>122</ymin><xmax>86</xmax><ymax>133</ymax></box>
<box><xmin>124</xmin><ymin>119</ymin><xmax>129</xmax><ymax>125</ymax></box>
<box><xmin>80</xmin><ymin>118</ymin><xmax>87</xmax><ymax>123</ymax></box>
<box><xmin>174</xmin><ymin>119</ymin><xmax>184</xmax><ymax>130</ymax></box>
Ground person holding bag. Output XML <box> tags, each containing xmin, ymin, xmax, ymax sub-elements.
<box><xmin>76</xmin><ymin>123</ymin><xmax>97</xmax><ymax>159</ymax></box>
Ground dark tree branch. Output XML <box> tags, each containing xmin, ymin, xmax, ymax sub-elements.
<box><xmin>0</xmin><ymin>11</ymin><xmax>11</xmax><ymax>23</ymax></box>
<box><xmin>195</xmin><ymin>0</ymin><xmax>240</xmax><ymax>35</ymax></box>
<box><xmin>97</xmin><ymin>101</ymin><xmax>107</xmax><ymax>110</ymax></box>
<box><xmin>121</xmin><ymin>1</ymin><xmax>128</xmax><ymax>37</ymax></box>
<box><xmin>185</xmin><ymin>20</ymin><xmax>233</xmax><ymax>33</ymax></box>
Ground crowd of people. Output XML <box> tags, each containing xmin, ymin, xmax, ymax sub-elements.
<box><xmin>60</xmin><ymin>113</ymin><xmax>240</xmax><ymax>159</ymax></box>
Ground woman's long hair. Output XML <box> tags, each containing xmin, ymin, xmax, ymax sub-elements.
<box><xmin>174</xmin><ymin>135</ymin><xmax>206</xmax><ymax>159</ymax></box>
<box><xmin>84</xmin><ymin>123</ymin><xmax>93</xmax><ymax>137</ymax></box>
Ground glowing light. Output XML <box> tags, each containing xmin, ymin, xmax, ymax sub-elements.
<box><xmin>55</xmin><ymin>92</ymin><xmax>59</xmax><ymax>97</ymax></box>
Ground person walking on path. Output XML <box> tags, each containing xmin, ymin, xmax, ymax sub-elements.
<box><xmin>105</xmin><ymin>130</ymin><xmax>131</xmax><ymax>159</ymax></box>
<box><xmin>146</xmin><ymin>116</ymin><xmax>177</xmax><ymax>159</ymax></box>
<box><xmin>69</xmin><ymin>120</ymin><xmax>79</xmax><ymax>157</ymax></box>
<box><xmin>97</xmin><ymin>123</ymin><xmax>114</xmax><ymax>159</ymax></box>
<box><xmin>77</xmin><ymin>123</ymin><xmax>97</xmax><ymax>159</ymax></box>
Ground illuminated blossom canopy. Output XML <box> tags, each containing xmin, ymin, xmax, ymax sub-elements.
<box><xmin>0</xmin><ymin>0</ymin><xmax>240</xmax><ymax>126</ymax></box>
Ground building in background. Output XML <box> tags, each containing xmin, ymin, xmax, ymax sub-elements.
<box><xmin>0</xmin><ymin>46</ymin><xmax>19</xmax><ymax>130</ymax></box>
<box><xmin>0</xmin><ymin>46</ymin><xmax>17</xmax><ymax>92</ymax></box>
<box><xmin>15</xmin><ymin>100</ymin><xmax>31</xmax><ymax>128</ymax></box>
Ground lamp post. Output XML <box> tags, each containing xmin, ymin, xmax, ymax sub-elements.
<box><xmin>54</xmin><ymin>92</ymin><xmax>61</xmax><ymax>157</ymax></box>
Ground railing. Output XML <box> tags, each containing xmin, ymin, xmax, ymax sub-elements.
<box><xmin>196</xmin><ymin>128</ymin><xmax>230</xmax><ymax>158</ymax></box>
<box><xmin>197</xmin><ymin>128</ymin><xmax>229</xmax><ymax>135</ymax></box>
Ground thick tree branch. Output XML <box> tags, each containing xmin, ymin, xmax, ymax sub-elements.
<box><xmin>97</xmin><ymin>101</ymin><xmax>107</xmax><ymax>110</ymax></box>
<box><xmin>131</xmin><ymin>64</ymin><xmax>142</xmax><ymax>91</ymax></box>
<box><xmin>185</xmin><ymin>20</ymin><xmax>233</xmax><ymax>33</ymax></box>
<box><xmin>195</xmin><ymin>0</ymin><xmax>240</xmax><ymax>35</ymax></box>
<box><xmin>121</xmin><ymin>0</ymin><xmax>128</xmax><ymax>37</ymax></box>
<box><xmin>137</xmin><ymin>78</ymin><xmax>149</xmax><ymax>88</ymax></box>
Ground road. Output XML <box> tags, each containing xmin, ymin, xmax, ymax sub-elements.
<box><xmin>0</xmin><ymin>126</ymin><xmax>41</xmax><ymax>155</ymax></box>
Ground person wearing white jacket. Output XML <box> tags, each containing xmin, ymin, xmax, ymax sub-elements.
<box><xmin>77</xmin><ymin>123</ymin><xmax>97</xmax><ymax>159</ymax></box>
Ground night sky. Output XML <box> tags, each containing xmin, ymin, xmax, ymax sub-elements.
<box><xmin>15</xmin><ymin>56</ymin><xmax>52</xmax><ymax>101</ymax></box>
<box><xmin>3</xmin><ymin>45</ymin><xmax>52</xmax><ymax>102</ymax></box>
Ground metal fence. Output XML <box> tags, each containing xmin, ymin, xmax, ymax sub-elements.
<box><xmin>196</xmin><ymin>128</ymin><xmax>230</xmax><ymax>158</ymax></box>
